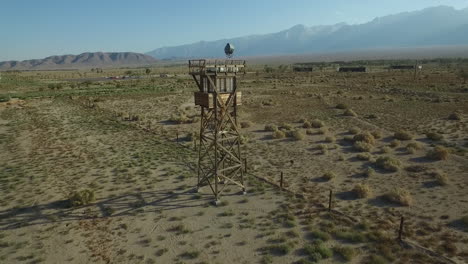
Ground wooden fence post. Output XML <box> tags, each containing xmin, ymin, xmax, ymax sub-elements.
<box><xmin>398</xmin><ymin>216</ymin><xmax>404</xmax><ymax>241</ymax></box>
<box><xmin>280</xmin><ymin>172</ymin><xmax>284</xmax><ymax>189</ymax></box>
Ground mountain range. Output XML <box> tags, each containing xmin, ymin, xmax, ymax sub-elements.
<box><xmin>0</xmin><ymin>52</ymin><xmax>156</xmax><ymax>71</ymax></box>
<box><xmin>146</xmin><ymin>6</ymin><xmax>468</xmax><ymax>59</ymax></box>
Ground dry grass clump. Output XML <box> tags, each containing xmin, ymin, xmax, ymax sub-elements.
<box><xmin>169</xmin><ymin>113</ymin><xmax>193</xmax><ymax>124</ymax></box>
<box><xmin>394</xmin><ymin>130</ymin><xmax>413</xmax><ymax>141</ymax></box>
<box><xmin>356</xmin><ymin>153</ymin><xmax>372</xmax><ymax>161</ymax></box>
<box><xmin>406</xmin><ymin>141</ymin><xmax>422</xmax><ymax>154</ymax></box>
<box><xmin>426</xmin><ymin>132</ymin><xmax>443</xmax><ymax>141</ymax></box>
<box><xmin>291</xmin><ymin>130</ymin><xmax>305</xmax><ymax>141</ymax></box>
<box><xmin>349</xmin><ymin>127</ymin><xmax>360</xmax><ymax>135</ymax></box>
<box><xmin>352</xmin><ymin>184</ymin><xmax>372</xmax><ymax>198</ymax></box>
<box><xmin>381</xmin><ymin>146</ymin><xmax>392</xmax><ymax>154</ymax></box>
<box><xmin>406</xmin><ymin>142</ymin><xmax>422</xmax><ymax>150</ymax></box>
<box><xmin>318</xmin><ymin>127</ymin><xmax>328</xmax><ymax>135</ymax></box>
<box><xmin>384</xmin><ymin>188</ymin><xmax>413</xmax><ymax>206</ymax></box>
<box><xmin>280</xmin><ymin>123</ymin><xmax>293</xmax><ymax>130</ymax></box>
<box><xmin>431</xmin><ymin>170</ymin><xmax>449</xmax><ymax>186</ymax></box>
<box><xmin>311</xmin><ymin>119</ymin><xmax>325</xmax><ymax>128</ymax></box>
<box><xmin>344</xmin><ymin>109</ymin><xmax>357</xmax><ymax>117</ymax></box>
<box><xmin>323</xmin><ymin>171</ymin><xmax>336</xmax><ymax>181</ymax></box>
<box><xmin>325</xmin><ymin>136</ymin><xmax>336</xmax><ymax>143</ymax></box>
<box><xmin>303</xmin><ymin>121</ymin><xmax>312</xmax><ymax>128</ymax></box>
<box><xmin>353</xmin><ymin>141</ymin><xmax>373</xmax><ymax>152</ymax></box>
<box><xmin>371</xmin><ymin>130</ymin><xmax>382</xmax><ymax>139</ymax></box>
<box><xmin>264</xmin><ymin>124</ymin><xmax>278</xmax><ymax>131</ymax></box>
<box><xmin>240</xmin><ymin>121</ymin><xmax>253</xmax><ymax>128</ymax></box>
<box><xmin>448</xmin><ymin>112</ymin><xmax>462</xmax><ymax>121</ymax></box>
<box><xmin>375</xmin><ymin>156</ymin><xmax>401</xmax><ymax>172</ymax></box>
<box><xmin>272</xmin><ymin>130</ymin><xmax>286</xmax><ymax>139</ymax></box>
<box><xmin>336</xmin><ymin>103</ymin><xmax>348</xmax><ymax>109</ymax></box>
<box><xmin>364</xmin><ymin>168</ymin><xmax>375</xmax><ymax>177</ymax></box>
<box><xmin>353</xmin><ymin>132</ymin><xmax>376</xmax><ymax>145</ymax></box>
<box><xmin>426</xmin><ymin>146</ymin><xmax>449</xmax><ymax>161</ymax></box>
<box><xmin>389</xmin><ymin>140</ymin><xmax>400</xmax><ymax>148</ymax></box>
<box><xmin>68</xmin><ymin>189</ymin><xmax>95</xmax><ymax>207</ymax></box>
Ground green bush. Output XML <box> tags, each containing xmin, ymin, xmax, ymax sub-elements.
<box><xmin>323</xmin><ymin>171</ymin><xmax>336</xmax><ymax>181</ymax></box>
<box><xmin>68</xmin><ymin>189</ymin><xmax>95</xmax><ymax>207</ymax></box>
<box><xmin>311</xmin><ymin>119</ymin><xmax>325</xmax><ymax>128</ymax></box>
<box><xmin>272</xmin><ymin>130</ymin><xmax>286</xmax><ymax>139</ymax></box>
<box><xmin>304</xmin><ymin>241</ymin><xmax>332</xmax><ymax>262</ymax></box>
<box><xmin>240</xmin><ymin>121</ymin><xmax>253</xmax><ymax>128</ymax></box>
<box><xmin>384</xmin><ymin>188</ymin><xmax>412</xmax><ymax>206</ymax></box>
<box><xmin>426</xmin><ymin>132</ymin><xmax>443</xmax><ymax>141</ymax></box>
<box><xmin>426</xmin><ymin>146</ymin><xmax>449</xmax><ymax>160</ymax></box>
<box><xmin>333</xmin><ymin>246</ymin><xmax>357</xmax><ymax>261</ymax></box>
<box><xmin>354</xmin><ymin>132</ymin><xmax>376</xmax><ymax>145</ymax></box>
<box><xmin>344</xmin><ymin>109</ymin><xmax>357</xmax><ymax>117</ymax></box>
<box><xmin>375</xmin><ymin>156</ymin><xmax>401</xmax><ymax>172</ymax></box>
<box><xmin>264</xmin><ymin>124</ymin><xmax>277</xmax><ymax>131</ymax></box>
<box><xmin>354</xmin><ymin>141</ymin><xmax>373</xmax><ymax>152</ymax></box>
<box><xmin>394</xmin><ymin>130</ymin><xmax>413</xmax><ymax>140</ymax></box>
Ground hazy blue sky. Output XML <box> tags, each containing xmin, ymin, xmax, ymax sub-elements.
<box><xmin>1</xmin><ymin>0</ymin><xmax>467</xmax><ymax>61</ymax></box>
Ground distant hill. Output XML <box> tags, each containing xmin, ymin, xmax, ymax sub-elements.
<box><xmin>0</xmin><ymin>52</ymin><xmax>157</xmax><ymax>71</ymax></box>
<box><xmin>146</xmin><ymin>6</ymin><xmax>468</xmax><ymax>59</ymax></box>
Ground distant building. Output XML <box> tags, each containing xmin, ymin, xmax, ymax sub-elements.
<box><xmin>390</xmin><ymin>65</ymin><xmax>415</xmax><ymax>70</ymax></box>
<box><xmin>338</xmin><ymin>67</ymin><xmax>367</xmax><ymax>73</ymax></box>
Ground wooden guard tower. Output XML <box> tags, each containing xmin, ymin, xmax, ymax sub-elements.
<box><xmin>189</xmin><ymin>59</ymin><xmax>246</xmax><ymax>203</ymax></box>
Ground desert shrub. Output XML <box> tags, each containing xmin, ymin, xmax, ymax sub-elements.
<box><xmin>353</xmin><ymin>184</ymin><xmax>372</xmax><ymax>198</ymax></box>
<box><xmin>317</xmin><ymin>127</ymin><xmax>328</xmax><ymax>134</ymax></box>
<box><xmin>308</xmin><ymin>229</ymin><xmax>331</xmax><ymax>241</ymax></box>
<box><xmin>448</xmin><ymin>112</ymin><xmax>462</xmax><ymax>121</ymax></box>
<box><xmin>68</xmin><ymin>189</ymin><xmax>95</xmax><ymax>207</ymax></box>
<box><xmin>305</xmin><ymin>129</ymin><xmax>313</xmax><ymax>135</ymax></box>
<box><xmin>265</xmin><ymin>244</ymin><xmax>292</xmax><ymax>255</ymax></box>
<box><xmin>264</xmin><ymin>124</ymin><xmax>277</xmax><ymax>131</ymax></box>
<box><xmin>426</xmin><ymin>146</ymin><xmax>449</xmax><ymax>160</ymax></box>
<box><xmin>371</xmin><ymin>130</ymin><xmax>383</xmax><ymax>139</ymax></box>
<box><xmin>325</xmin><ymin>136</ymin><xmax>336</xmax><ymax>143</ymax></box>
<box><xmin>304</xmin><ymin>241</ymin><xmax>332</xmax><ymax>261</ymax></box>
<box><xmin>336</xmin><ymin>103</ymin><xmax>348</xmax><ymax>109</ymax></box>
<box><xmin>323</xmin><ymin>171</ymin><xmax>336</xmax><ymax>181</ymax></box>
<box><xmin>426</xmin><ymin>132</ymin><xmax>443</xmax><ymax>141</ymax></box>
<box><xmin>368</xmin><ymin>255</ymin><xmax>388</xmax><ymax>264</ymax></box>
<box><xmin>240</xmin><ymin>121</ymin><xmax>253</xmax><ymax>128</ymax></box>
<box><xmin>394</xmin><ymin>130</ymin><xmax>413</xmax><ymax>141</ymax></box>
<box><xmin>272</xmin><ymin>130</ymin><xmax>286</xmax><ymax>139</ymax></box>
<box><xmin>311</xmin><ymin>119</ymin><xmax>324</xmax><ymax>128</ymax></box>
<box><xmin>343</xmin><ymin>135</ymin><xmax>354</xmax><ymax>142</ymax></box>
<box><xmin>375</xmin><ymin>156</ymin><xmax>401</xmax><ymax>172</ymax></box>
<box><xmin>353</xmin><ymin>132</ymin><xmax>376</xmax><ymax>145</ymax></box>
<box><xmin>353</xmin><ymin>141</ymin><xmax>373</xmax><ymax>152</ymax></box>
<box><xmin>381</xmin><ymin>146</ymin><xmax>391</xmax><ymax>153</ymax></box>
<box><xmin>364</xmin><ymin>168</ymin><xmax>375</xmax><ymax>177</ymax></box>
<box><xmin>389</xmin><ymin>140</ymin><xmax>400</xmax><ymax>148</ymax></box>
<box><xmin>169</xmin><ymin>113</ymin><xmax>191</xmax><ymax>124</ymax></box>
<box><xmin>384</xmin><ymin>188</ymin><xmax>412</xmax><ymax>206</ymax></box>
<box><xmin>292</xmin><ymin>130</ymin><xmax>305</xmax><ymax>141</ymax></box>
<box><xmin>432</xmin><ymin>170</ymin><xmax>449</xmax><ymax>186</ymax></box>
<box><xmin>280</xmin><ymin>123</ymin><xmax>293</xmax><ymax>130</ymax></box>
<box><xmin>333</xmin><ymin>230</ymin><xmax>366</xmax><ymax>243</ymax></box>
<box><xmin>349</xmin><ymin>127</ymin><xmax>360</xmax><ymax>134</ymax></box>
<box><xmin>180</xmin><ymin>250</ymin><xmax>200</xmax><ymax>259</ymax></box>
<box><xmin>303</xmin><ymin>121</ymin><xmax>312</xmax><ymax>128</ymax></box>
<box><xmin>333</xmin><ymin>246</ymin><xmax>356</xmax><ymax>261</ymax></box>
<box><xmin>406</xmin><ymin>142</ymin><xmax>422</xmax><ymax>150</ymax></box>
<box><xmin>344</xmin><ymin>109</ymin><xmax>357</xmax><ymax>117</ymax></box>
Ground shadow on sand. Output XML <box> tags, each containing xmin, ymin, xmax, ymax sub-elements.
<box><xmin>0</xmin><ymin>188</ymin><xmax>209</xmax><ymax>231</ymax></box>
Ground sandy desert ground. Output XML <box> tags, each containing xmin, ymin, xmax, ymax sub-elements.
<box><xmin>1</xmin><ymin>61</ymin><xmax>468</xmax><ymax>263</ymax></box>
